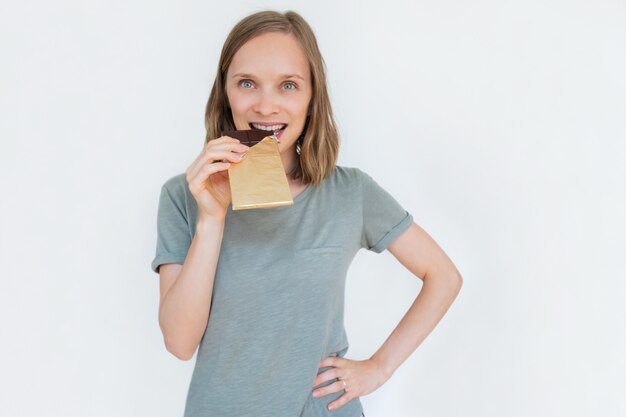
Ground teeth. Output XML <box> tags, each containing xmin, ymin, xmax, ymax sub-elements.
<box><xmin>251</xmin><ymin>123</ymin><xmax>286</xmax><ymax>131</ymax></box>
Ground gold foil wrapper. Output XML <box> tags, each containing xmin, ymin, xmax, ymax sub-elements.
<box><xmin>228</xmin><ymin>136</ymin><xmax>293</xmax><ymax>210</ymax></box>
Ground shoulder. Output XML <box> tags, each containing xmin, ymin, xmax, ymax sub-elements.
<box><xmin>327</xmin><ymin>165</ymin><xmax>369</xmax><ymax>187</ymax></box>
<box><xmin>327</xmin><ymin>165</ymin><xmax>383</xmax><ymax>194</ymax></box>
<box><xmin>159</xmin><ymin>173</ymin><xmax>189</xmax><ymax>203</ymax></box>
<box><xmin>161</xmin><ymin>173</ymin><xmax>187</xmax><ymax>192</ymax></box>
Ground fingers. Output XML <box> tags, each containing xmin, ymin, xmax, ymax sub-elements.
<box><xmin>186</xmin><ymin>137</ymin><xmax>234</xmax><ymax>170</ymax></box>
<box><xmin>312</xmin><ymin>366</ymin><xmax>350</xmax><ymax>398</ymax></box>
<box><xmin>196</xmin><ymin>140</ymin><xmax>248</xmax><ymax>165</ymax></box>
<box><xmin>313</xmin><ymin>357</ymin><xmax>387</xmax><ymax>412</ymax></box>
<box><xmin>312</xmin><ymin>356</ymin><xmax>360</xmax><ymax>410</ymax></box>
<box><xmin>186</xmin><ymin>161</ymin><xmax>231</xmax><ymax>195</ymax></box>
<box><xmin>327</xmin><ymin>389</ymin><xmax>357</xmax><ymax>411</ymax></box>
<box><xmin>186</xmin><ymin>136</ymin><xmax>249</xmax><ymax>180</ymax></box>
<box><xmin>211</xmin><ymin>135</ymin><xmax>243</xmax><ymax>145</ymax></box>
<box><xmin>312</xmin><ymin>379</ymin><xmax>349</xmax><ymax>398</ymax></box>
<box><xmin>313</xmin><ymin>367</ymin><xmax>340</xmax><ymax>388</ymax></box>
<box><xmin>319</xmin><ymin>355</ymin><xmax>346</xmax><ymax>368</ymax></box>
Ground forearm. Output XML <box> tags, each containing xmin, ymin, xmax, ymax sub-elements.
<box><xmin>158</xmin><ymin>218</ymin><xmax>225</xmax><ymax>359</ymax></box>
<box><xmin>370</xmin><ymin>270</ymin><xmax>462</xmax><ymax>378</ymax></box>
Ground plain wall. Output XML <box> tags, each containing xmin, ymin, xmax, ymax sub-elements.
<box><xmin>1</xmin><ymin>0</ymin><xmax>624</xmax><ymax>416</ymax></box>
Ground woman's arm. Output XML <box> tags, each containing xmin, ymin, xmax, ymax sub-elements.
<box><xmin>314</xmin><ymin>222</ymin><xmax>462</xmax><ymax>410</ymax></box>
<box><xmin>157</xmin><ymin>137</ymin><xmax>247</xmax><ymax>361</ymax></box>
<box><xmin>158</xmin><ymin>218</ymin><xmax>225</xmax><ymax>361</ymax></box>
<box><xmin>370</xmin><ymin>222</ymin><xmax>463</xmax><ymax>377</ymax></box>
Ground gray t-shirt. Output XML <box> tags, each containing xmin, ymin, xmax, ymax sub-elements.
<box><xmin>151</xmin><ymin>165</ymin><xmax>413</xmax><ymax>417</ymax></box>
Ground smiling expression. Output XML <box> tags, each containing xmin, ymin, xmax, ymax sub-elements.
<box><xmin>225</xmin><ymin>32</ymin><xmax>312</xmax><ymax>172</ymax></box>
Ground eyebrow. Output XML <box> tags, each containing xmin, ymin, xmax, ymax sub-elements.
<box><xmin>231</xmin><ymin>72</ymin><xmax>306</xmax><ymax>81</ymax></box>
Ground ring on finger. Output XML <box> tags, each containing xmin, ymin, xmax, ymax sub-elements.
<box><xmin>338</xmin><ymin>377</ymin><xmax>348</xmax><ymax>391</ymax></box>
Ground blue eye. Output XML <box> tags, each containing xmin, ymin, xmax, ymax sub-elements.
<box><xmin>240</xmin><ymin>80</ymin><xmax>254</xmax><ymax>89</ymax></box>
<box><xmin>283</xmin><ymin>82</ymin><xmax>297</xmax><ymax>90</ymax></box>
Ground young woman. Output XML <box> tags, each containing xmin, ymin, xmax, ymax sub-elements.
<box><xmin>151</xmin><ymin>10</ymin><xmax>462</xmax><ymax>417</ymax></box>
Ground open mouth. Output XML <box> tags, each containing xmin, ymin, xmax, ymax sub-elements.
<box><xmin>249</xmin><ymin>123</ymin><xmax>288</xmax><ymax>135</ymax></box>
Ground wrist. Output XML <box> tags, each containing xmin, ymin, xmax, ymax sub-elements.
<box><xmin>196</xmin><ymin>215</ymin><xmax>226</xmax><ymax>234</ymax></box>
<box><xmin>369</xmin><ymin>355</ymin><xmax>395</xmax><ymax>381</ymax></box>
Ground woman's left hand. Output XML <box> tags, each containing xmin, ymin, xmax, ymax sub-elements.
<box><xmin>312</xmin><ymin>356</ymin><xmax>392</xmax><ymax>411</ymax></box>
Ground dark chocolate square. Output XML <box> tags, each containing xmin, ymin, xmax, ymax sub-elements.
<box><xmin>221</xmin><ymin>129</ymin><xmax>272</xmax><ymax>146</ymax></box>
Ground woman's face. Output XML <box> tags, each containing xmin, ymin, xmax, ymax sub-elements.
<box><xmin>225</xmin><ymin>32</ymin><xmax>312</xmax><ymax>170</ymax></box>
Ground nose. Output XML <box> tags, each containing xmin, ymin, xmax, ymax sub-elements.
<box><xmin>253</xmin><ymin>90</ymin><xmax>280</xmax><ymax>116</ymax></box>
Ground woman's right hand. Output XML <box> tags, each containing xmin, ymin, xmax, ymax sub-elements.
<box><xmin>185</xmin><ymin>136</ymin><xmax>249</xmax><ymax>221</ymax></box>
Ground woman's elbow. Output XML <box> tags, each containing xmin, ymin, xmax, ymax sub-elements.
<box><xmin>164</xmin><ymin>337</ymin><xmax>196</xmax><ymax>361</ymax></box>
<box><xmin>452</xmin><ymin>272</ymin><xmax>463</xmax><ymax>292</ymax></box>
<box><xmin>438</xmin><ymin>271</ymin><xmax>462</xmax><ymax>304</ymax></box>
<box><xmin>426</xmin><ymin>267</ymin><xmax>463</xmax><ymax>295</ymax></box>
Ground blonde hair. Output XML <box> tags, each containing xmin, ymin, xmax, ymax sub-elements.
<box><xmin>204</xmin><ymin>10</ymin><xmax>339</xmax><ymax>185</ymax></box>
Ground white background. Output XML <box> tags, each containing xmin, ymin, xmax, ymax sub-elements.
<box><xmin>1</xmin><ymin>1</ymin><xmax>625</xmax><ymax>416</ymax></box>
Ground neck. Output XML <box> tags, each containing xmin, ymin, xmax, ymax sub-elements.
<box><xmin>281</xmin><ymin>147</ymin><xmax>299</xmax><ymax>180</ymax></box>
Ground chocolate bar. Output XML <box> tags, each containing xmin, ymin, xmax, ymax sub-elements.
<box><xmin>221</xmin><ymin>129</ymin><xmax>273</xmax><ymax>146</ymax></box>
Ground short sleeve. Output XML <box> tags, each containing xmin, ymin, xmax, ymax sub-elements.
<box><xmin>150</xmin><ymin>176</ymin><xmax>193</xmax><ymax>273</ymax></box>
<box><xmin>360</xmin><ymin>170</ymin><xmax>413</xmax><ymax>253</ymax></box>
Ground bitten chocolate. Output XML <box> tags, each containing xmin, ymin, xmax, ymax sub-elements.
<box><xmin>221</xmin><ymin>129</ymin><xmax>272</xmax><ymax>146</ymax></box>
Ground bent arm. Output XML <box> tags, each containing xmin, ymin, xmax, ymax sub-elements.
<box><xmin>158</xmin><ymin>218</ymin><xmax>225</xmax><ymax>360</ymax></box>
<box><xmin>370</xmin><ymin>222</ymin><xmax>463</xmax><ymax>377</ymax></box>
